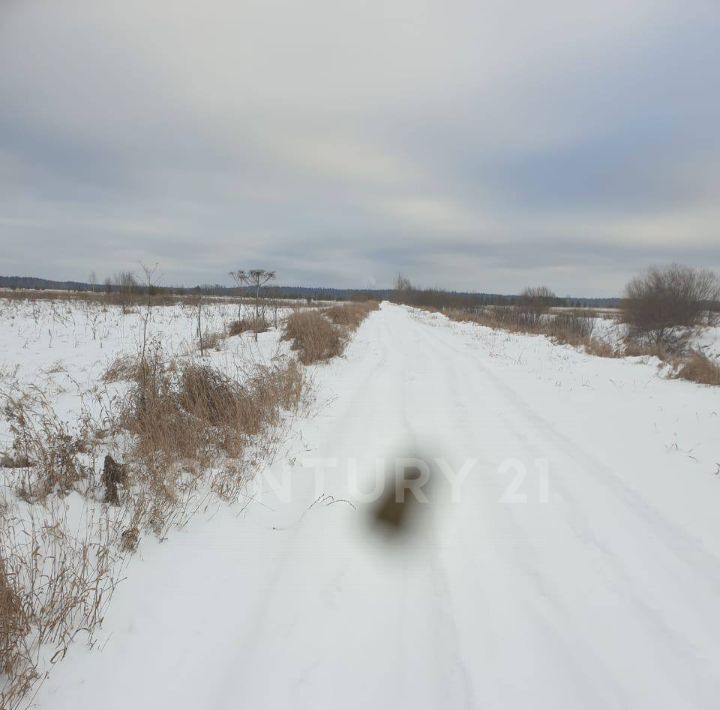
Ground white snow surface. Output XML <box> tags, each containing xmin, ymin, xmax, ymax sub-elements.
<box><xmin>12</xmin><ymin>302</ymin><xmax>720</xmax><ymax>709</ymax></box>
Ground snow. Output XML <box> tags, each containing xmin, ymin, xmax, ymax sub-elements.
<box><xmin>582</xmin><ymin>311</ymin><xmax>720</xmax><ymax>360</ymax></box>
<box><xmin>0</xmin><ymin>299</ymin><xmax>294</xmax><ymax>453</ymax></box>
<box><xmin>5</xmin><ymin>302</ymin><xmax>720</xmax><ymax>709</ymax></box>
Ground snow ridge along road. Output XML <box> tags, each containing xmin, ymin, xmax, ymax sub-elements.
<box><xmin>35</xmin><ymin>303</ymin><xmax>720</xmax><ymax>710</ymax></box>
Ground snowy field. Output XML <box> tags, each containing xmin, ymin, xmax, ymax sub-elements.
<box><xmin>3</xmin><ymin>300</ymin><xmax>720</xmax><ymax>709</ymax></box>
<box><xmin>0</xmin><ymin>298</ymin><xmax>296</xmax><ymax>451</ymax></box>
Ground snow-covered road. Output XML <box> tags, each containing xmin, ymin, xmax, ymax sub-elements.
<box><xmin>35</xmin><ymin>303</ymin><xmax>720</xmax><ymax>710</ymax></box>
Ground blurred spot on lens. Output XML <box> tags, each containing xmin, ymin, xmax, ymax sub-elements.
<box><xmin>370</xmin><ymin>452</ymin><xmax>434</xmax><ymax>539</ymax></box>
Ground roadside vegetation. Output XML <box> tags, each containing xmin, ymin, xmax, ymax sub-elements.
<box><xmin>0</xmin><ymin>290</ymin><xmax>375</xmax><ymax>708</ymax></box>
<box><xmin>393</xmin><ymin>265</ymin><xmax>720</xmax><ymax>386</ymax></box>
<box><xmin>282</xmin><ymin>301</ymin><xmax>379</xmax><ymax>365</ymax></box>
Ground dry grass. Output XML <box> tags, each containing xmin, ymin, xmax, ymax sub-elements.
<box><xmin>0</xmin><ymin>555</ymin><xmax>27</xmax><ymax>676</ymax></box>
<box><xmin>324</xmin><ymin>301</ymin><xmax>379</xmax><ymax>329</ymax></box>
<box><xmin>443</xmin><ymin>306</ymin><xmax>622</xmax><ymax>357</ymax></box>
<box><xmin>440</xmin><ymin>304</ymin><xmax>720</xmax><ymax>386</ymax></box>
<box><xmin>199</xmin><ymin>329</ymin><xmax>224</xmax><ymax>351</ymax></box>
<box><xmin>623</xmin><ymin>341</ymin><xmax>672</xmax><ymax>360</ymax></box>
<box><xmin>283</xmin><ymin>301</ymin><xmax>378</xmax><ymax>365</ymax></box>
<box><xmin>0</xmin><ymin>499</ymin><xmax>125</xmax><ymax>710</ymax></box>
<box><xmin>282</xmin><ymin>311</ymin><xmax>345</xmax><ymax>364</ymax></box>
<box><xmin>102</xmin><ymin>354</ymin><xmax>139</xmax><ymax>383</ymax></box>
<box><xmin>228</xmin><ymin>316</ymin><xmax>269</xmax><ymax>336</ymax></box>
<box><xmin>583</xmin><ymin>338</ymin><xmax>620</xmax><ymax>358</ymax></box>
<box><xmin>0</xmin><ymin>340</ymin><xmax>308</xmax><ymax>706</ymax></box>
<box><xmin>0</xmin><ymin>452</ymin><xmax>31</xmax><ymax>469</ymax></box>
<box><xmin>2</xmin><ymin>393</ymin><xmax>94</xmax><ymax>502</ymax></box>
<box><xmin>672</xmin><ymin>351</ymin><xmax>720</xmax><ymax>386</ymax></box>
<box><xmin>118</xmin><ymin>346</ymin><xmax>305</xmax><ymax>515</ymax></box>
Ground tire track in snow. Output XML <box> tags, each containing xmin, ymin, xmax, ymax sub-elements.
<box><xmin>411</xmin><ymin>309</ymin><xmax>720</xmax><ymax>707</ymax></box>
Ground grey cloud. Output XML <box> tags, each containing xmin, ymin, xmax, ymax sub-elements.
<box><xmin>1</xmin><ymin>0</ymin><xmax>719</xmax><ymax>297</ymax></box>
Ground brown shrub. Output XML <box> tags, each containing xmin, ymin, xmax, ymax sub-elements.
<box><xmin>324</xmin><ymin>301</ymin><xmax>379</xmax><ymax>330</ymax></box>
<box><xmin>228</xmin><ymin>316</ymin><xmax>269</xmax><ymax>336</ymax></box>
<box><xmin>673</xmin><ymin>352</ymin><xmax>720</xmax><ymax>386</ymax></box>
<box><xmin>119</xmin><ymin>348</ymin><xmax>305</xmax><ymax>515</ymax></box>
<box><xmin>584</xmin><ymin>339</ymin><xmax>619</xmax><ymax>358</ymax></box>
<box><xmin>282</xmin><ymin>301</ymin><xmax>378</xmax><ymax>365</ymax></box>
<box><xmin>123</xmin><ymin>350</ymin><xmax>199</xmax><ymax>466</ymax></box>
<box><xmin>178</xmin><ymin>365</ymin><xmax>241</xmax><ymax>426</ymax></box>
<box><xmin>282</xmin><ymin>311</ymin><xmax>345</xmax><ymax>364</ymax></box>
<box><xmin>623</xmin><ymin>341</ymin><xmax>672</xmax><ymax>360</ymax></box>
<box><xmin>545</xmin><ymin>312</ymin><xmax>595</xmax><ymax>344</ymax></box>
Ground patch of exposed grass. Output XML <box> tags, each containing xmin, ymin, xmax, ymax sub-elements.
<box><xmin>0</xmin><ymin>555</ymin><xmax>27</xmax><ymax>676</ymax></box>
<box><xmin>283</xmin><ymin>301</ymin><xmax>378</xmax><ymax>365</ymax></box>
<box><xmin>228</xmin><ymin>316</ymin><xmax>269</xmax><ymax>336</ymax></box>
<box><xmin>324</xmin><ymin>301</ymin><xmax>379</xmax><ymax>329</ymax></box>
<box><xmin>2</xmin><ymin>394</ymin><xmax>93</xmax><ymax>502</ymax></box>
<box><xmin>672</xmin><ymin>351</ymin><xmax>720</xmax><ymax>386</ymax></box>
<box><xmin>282</xmin><ymin>311</ymin><xmax>345</xmax><ymax>364</ymax></box>
<box><xmin>102</xmin><ymin>355</ymin><xmax>139</xmax><ymax>383</ymax></box>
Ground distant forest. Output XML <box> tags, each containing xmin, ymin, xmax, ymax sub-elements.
<box><xmin>0</xmin><ymin>275</ymin><xmax>621</xmax><ymax>309</ymax></box>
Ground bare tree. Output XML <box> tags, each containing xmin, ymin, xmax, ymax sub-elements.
<box><xmin>622</xmin><ymin>264</ymin><xmax>720</xmax><ymax>345</ymax></box>
<box><xmin>394</xmin><ymin>273</ymin><xmax>413</xmax><ymax>291</ymax></box>
<box><xmin>114</xmin><ymin>271</ymin><xmax>138</xmax><ymax>293</ymax></box>
<box><xmin>393</xmin><ymin>273</ymin><xmax>416</xmax><ymax>305</ymax></box>
<box><xmin>229</xmin><ymin>269</ymin><xmax>276</xmax><ymax>320</ymax></box>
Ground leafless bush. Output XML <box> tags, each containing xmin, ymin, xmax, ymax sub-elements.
<box><xmin>282</xmin><ymin>311</ymin><xmax>345</xmax><ymax>364</ymax></box>
<box><xmin>517</xmin><ymin>286</ymin><xmax>556</xmax><ymax>328</ymax></box>
<box><xmin>622</xmin><ymin>264</ymin><xmax>720</xmax><ymax>346</ymax></box>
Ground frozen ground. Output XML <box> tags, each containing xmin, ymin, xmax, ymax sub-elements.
<box><xmin>21</xmin><ymin>302</ymin><xmax>720</xmax><ymax>710</ymax></box>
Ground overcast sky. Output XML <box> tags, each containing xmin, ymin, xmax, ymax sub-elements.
<box><xmin>1</xmin><ymin>0</ymin><xmax>718</xmax><ymax>295</ymax></box>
